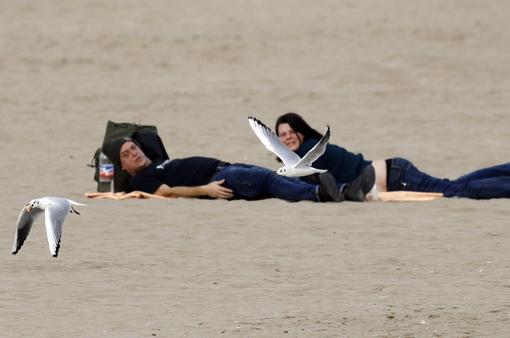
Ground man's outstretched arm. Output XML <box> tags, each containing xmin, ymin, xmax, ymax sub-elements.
<box><xmin>153</xmin><ymin>179</ymin><xmax>234</xmax><ymax>199</ymax></box>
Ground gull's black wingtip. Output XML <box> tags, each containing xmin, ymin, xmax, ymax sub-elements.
<box><xmin>70</xmin><ymin>205</ymin><xmax>80</xmax><ymax>215</ymax></box>
<box><xmin>322</xmin><ymin>124</ymin><xmax>331</xmax><ymax>137</ymax></box>
<box><xmin>248</xmin><ymin>116</ymin><xmax>272</xmax><ymax>131</ymax></box>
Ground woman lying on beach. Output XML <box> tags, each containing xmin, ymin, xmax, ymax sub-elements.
<box><xmin>275</xmin><ymin>112</ymin><xmax>510</xmax><ymax>200</ymax></box>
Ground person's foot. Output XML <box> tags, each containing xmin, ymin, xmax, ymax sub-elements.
<box><xmin>317</xmin><ymin>172</ymin><xmax>345</xmax><ymax>202</ymax></box>
<box><xmin>343</xmin><ymin>165</ymin><xmax>376</xmax><ymax>202</ymax></box>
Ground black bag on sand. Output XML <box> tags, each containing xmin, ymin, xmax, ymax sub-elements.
<box><xmin>88</xmin><ymin>121</ymin><xmax>169</xmax><ymax>192</ymax></box>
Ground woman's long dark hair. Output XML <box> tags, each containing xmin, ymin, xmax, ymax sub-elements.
<box><xmin>275</xmin><ymin>112</ymin><xmax>323</xmax><ymax>141</ymax></box>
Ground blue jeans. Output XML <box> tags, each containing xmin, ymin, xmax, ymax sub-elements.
<box><xmin>210</xmin><ymin>163</ymin><xmax>319</xmax><ymax>202</ymax></box>
<box><xmin>387</xmin><ymin>157</ymin><xmax>510</xmax><ymax>199</ymax></box>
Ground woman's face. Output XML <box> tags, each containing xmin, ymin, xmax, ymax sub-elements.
<box><xmin>277</xmin><ymin>123</ymin><xmax>304</xmax><ymax>151</ymax></box>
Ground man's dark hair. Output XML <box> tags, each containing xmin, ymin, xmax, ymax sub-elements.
<box><xmin>275</xmin><ymin>112</ymin><xmax>323</xmax><ymax>141</ymax></box>
<box><xmin>102</xmin><ymin>137</ymin><xmax>140</xmax><ymax>169</ymax></box>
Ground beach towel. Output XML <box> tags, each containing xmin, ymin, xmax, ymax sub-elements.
<box><xmin>85</xmin><ymin>191</ymin><xmax>444</xmax><ymax>201</ymax></box>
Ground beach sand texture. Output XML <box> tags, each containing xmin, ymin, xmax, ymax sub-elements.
<box><xmin>1</xmin><ymin>0</ymin><xmax>509</xmax><ymax>336</ymax></box>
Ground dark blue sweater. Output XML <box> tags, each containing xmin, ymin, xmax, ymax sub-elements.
<box><xmin>296</xmin><ymin>139</ymin><xmax>372</xmax><ymax>183</ymax></box>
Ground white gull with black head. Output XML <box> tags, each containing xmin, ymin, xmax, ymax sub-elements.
<box><xmin>12</xmin><ymin>197</ymin><xmax>85</xmax><ymax>258</ymax></box>
<box><xmin>248</xmin><ymin>116</ymin><xmax>330</xmax><ymax>177</ymax></box>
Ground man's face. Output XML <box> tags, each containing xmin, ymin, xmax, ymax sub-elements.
<box><xmin>119</xmin><ymin>141</ymin><xmax>150</xmax><ymax>175</ymax></box>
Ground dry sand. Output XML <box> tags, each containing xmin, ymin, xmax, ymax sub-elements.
<box><xmin>1</xmin><ymin>0</ymin><xmax>509</xmax><ymax>336</ymax></box>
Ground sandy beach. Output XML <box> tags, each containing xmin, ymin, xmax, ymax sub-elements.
<box><xmin>1</xmin><ymin>0</ymin><xmax>509</xmax><ymax>336</ymax></box>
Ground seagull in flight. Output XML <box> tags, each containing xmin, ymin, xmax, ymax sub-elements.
<box><xmin>12</xmin><ymin>197</ymin><xmax>85</xmax><ymax>258</ymax></box>
<box><xmin>248</xmin><ymin>116</ymin><xmax>330</xmax><ymax>177</ymax></box>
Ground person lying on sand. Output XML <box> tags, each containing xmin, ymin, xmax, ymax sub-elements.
<box><xmin>275</xmin><ymin>112</ymin><xmax>510</xmax><ymax>200</ymax></box>
<box><xmin>102</xmin><ymin>137</ymin><xmax>375</xmax><ymax>203</ymax></box>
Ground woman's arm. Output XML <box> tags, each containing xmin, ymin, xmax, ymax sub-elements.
<box><xmin>153</xmin><ymin>179</ymin><xmax>233</xmax><ymax>199</ymax></box>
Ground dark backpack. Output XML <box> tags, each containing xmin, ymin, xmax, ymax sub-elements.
<box><xmin>88</xmin><ymin>121</ymin><xmax>169</xmax><ymax>192</ymax></box>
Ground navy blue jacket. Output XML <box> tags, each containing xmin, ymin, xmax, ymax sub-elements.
<box><xmin>296</xmin><ymin>139</ymin><xmax>372</xmax><ymax>183</ymax></box>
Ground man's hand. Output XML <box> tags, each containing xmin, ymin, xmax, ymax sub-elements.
<box><xmin>202</xmin><ymin>179</ymin><xmax>233</xmax><ymax>199</ymax></box>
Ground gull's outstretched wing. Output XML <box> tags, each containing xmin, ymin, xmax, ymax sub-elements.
<box><xmin>248</xmin><ymin>116</ymin><xmax>301</xmax><ymax>166</ymax></box>
<box><xmin>12</xmin><ymin>206</ymin><xmax>44</xmax><ymax>255</ymax></box>
<box><xmin>295</xmin><ymin>125</ymin><xmax>330</xmax><ymax>168</ymax></box>
<box><xmin>44</xmin><ymin>198</ymin><xmax>71</xmax><ymax>257</ymax></box>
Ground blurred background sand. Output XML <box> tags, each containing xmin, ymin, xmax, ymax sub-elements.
<box><xmin>1</xmin><ymin>0</ymin><xmax>509</xmax><ymax>336</ymax></box>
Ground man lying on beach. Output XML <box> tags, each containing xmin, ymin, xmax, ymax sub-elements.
<box><xmin>102</xmin><ymin>137</ymin><xmax>375</xmax><ymax>203</ymax></box>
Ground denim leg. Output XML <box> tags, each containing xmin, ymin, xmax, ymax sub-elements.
<box><xmin>387</xmin><ymin>157</ymin><xmax>466</xmax><ymax>197</ymax></box>
<box><xmin>387</xmin><ymin>158</ymin><xmax>510</xmax><ymax>199</ymax></box>
<box><xmin>210</xmin><ymin>163</ymin><xmax>318</xmax><ymax>202</ymax></box>
<box><xmin>299</xmin><ymin>174</ymin><xmax>346</xmax><ymax>190</ymax></box>
<box><xmin>454</xmin><ymin>162</ymin><xmax>510</xmax><ymax>183</ymax></box>
<box><xmin>452</xmin><ymin>163</ymin><xmax>510</xmax><ymax>198</ymax></box>
<box><xmin>461</xmin><ymin>177</ymin><xmax>510</xmax><ymax>199</ymax></box>
<box><xmin>264</xmin><ymin>171</ymin><xmax>320</xmax><ymax>202</ymax></box>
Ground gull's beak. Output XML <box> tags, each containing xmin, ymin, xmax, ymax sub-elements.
<box><xmin>25</xmin><ymin>204</ymin><xmax>32</xmax><ymax>213</ymax></box>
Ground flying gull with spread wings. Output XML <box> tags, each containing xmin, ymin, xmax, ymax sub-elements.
<box><xmin>12</xmin><ymin>197</ymin><xmax>85</xmax><ymax>258</ymax></box>
<box><xmin>248</xmin><ymin>116</ymin><xmax>330</xmax><ymax>177</ymax></box>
